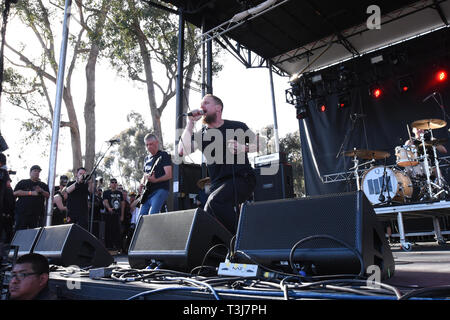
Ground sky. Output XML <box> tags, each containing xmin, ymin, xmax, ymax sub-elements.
<box><xmin>0</xmin><ymin>7</ymin><xmax>300</xmax><ymax>186</ymax></box>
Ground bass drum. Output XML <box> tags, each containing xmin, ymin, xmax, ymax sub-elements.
<box><xmin>361</xmin><ymin>166</ymin><xmax>413</xmax><ymax>205</ymax></box>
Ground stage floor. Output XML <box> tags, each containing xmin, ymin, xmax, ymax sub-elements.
<box><xmin>47</xmin><ymin>241</ymin><xmax>450</xmax><ymax>301</ymax></box>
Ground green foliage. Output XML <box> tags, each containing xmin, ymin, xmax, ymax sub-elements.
<box><xmin>95</xmin><ymin>111</ymin><xmax>152</xmax><ymax>191</ymax></box>
<box><xmin>279</xmin><ymin>131</ymin><xmax>304</xmax><ymax>197</ymax></box>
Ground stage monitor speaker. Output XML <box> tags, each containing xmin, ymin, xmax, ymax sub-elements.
<box><xmin>235</xmin><ymin>191</ymin><xmax>395</xmax><ymax>279</ymax></box>
<box><xmin>33</xmin><ymin>224</ymin><xmax>113</xmax><ymax>268</ymax></box>
<box><xmin>9</xmin><ymin>227</ymin><xmax>42</xmax><ymax>258</ymax></box>
<box><xmin>128</xmin><ymin>208</ymin><xmax>232</xmax><ymax>271</ymax></box>
<box><xmin>253</xmin><ymin>163</ymin><xmax>294</xmax><ymax>201</ymax></box>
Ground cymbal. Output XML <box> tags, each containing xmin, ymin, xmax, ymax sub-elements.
<box><xmin>411</xmin><ymin>119</ymin><xmax>447</xmax><ymax>130</ymax></box>
<box><xmin>343</xmin><ymin>149</ymin><xmax>390</xmax><ymax>159</ymax></box>
<box><xmin>196</xmin><ymin>177</ymin><xmax>211</xmax><ymax>189</ymax></box>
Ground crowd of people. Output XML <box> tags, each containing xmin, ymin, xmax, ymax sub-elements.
<box><xmin>0</xmin><ymin>93</ymin><xmax>258</xmax><ymax>300</ymax></box>
<box><xmin>0</xmin><ymin>161</ymin><xmax>142</xmax><ymax>253</ymax></box>
<box><xmin>0</xmin><ymin>94</ymin><xmax>257</xmax><ymax>251</ymax></box>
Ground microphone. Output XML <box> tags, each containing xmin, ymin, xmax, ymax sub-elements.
<box><xmin>423</xmin><ymin>92</ymin><xmax>437</xmax><ymax>102</ymax></box>
<box><xmin>182</xmin><ymin>110</ymin><xmax>204</xmax><ymax>117</ymax></box>
<box><xmin>107</xmin><ymin>138</ymin><xmax>120</xmax><ymax>144</ymax></box>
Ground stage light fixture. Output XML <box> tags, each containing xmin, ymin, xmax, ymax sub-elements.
<box><xmin>311</xmin><ymin>74</ymin><xmax>323</xmax><ymax>83</ymax></box>
<box><xmin>370</xmin><ymin>55</ymin><xmax>384</xmax><ymax>64</ymax></box>
<box><xmin>369</xmin><ymin>85</ymin><xmax>382</xmax><ymax>99</ymax></box>
<box><xmin>317</xmin><ymin>101</ymin><xmax>327</xmax><ymax>113</ymax></box>
<box><xmin>397</xmin><ymin>76</ymin><xmax>413</xmax><ymax>93</ymax></box>
<box><xmin>337</xmin><ymin>93</ymin><xmax>350</xmax><ymax>109</ymax></box>
<box><xmin>296</xmin><ymin>105</ymin><xmax>308</xmax><ymax>120</ymax></box>
<box><xmin>436</xmin><ymin>69</ymin><xmax>447</xmax><ymax>82</ymax></box>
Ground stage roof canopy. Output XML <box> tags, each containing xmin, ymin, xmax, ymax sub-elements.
<box><xmin>160</xmin><ymin>0</ymin><xmax>450</xmax><ymax>76</ymax></box>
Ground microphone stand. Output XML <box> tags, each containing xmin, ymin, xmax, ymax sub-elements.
<box><xmin>378</xmin><ymin>158</ymin><xmax>392</xmax><ymax>204</ymax></box>
<box><xmin>87</xmin><ymin>141</ymin><xmax>117</xmax><ymax>234</ymax></box>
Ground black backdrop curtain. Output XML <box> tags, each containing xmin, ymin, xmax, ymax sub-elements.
<box><xmin>298</xmin><ymin>28</ymin><xmax>450</xmax><ymax>196</ymax></box>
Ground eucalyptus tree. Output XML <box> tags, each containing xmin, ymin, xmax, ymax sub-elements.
<box><xmin>104</xmin><ymin>0</ymin><xmax>222</xmax><ymax>146</ymax></box>
<box><xmin>3</xmin><ymin>0</ymin><xmax>110</xmax><ymax>172</ymax></box>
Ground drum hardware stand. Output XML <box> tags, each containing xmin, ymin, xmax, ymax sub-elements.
<box><xmin>418</xmin><ymin>130</ymin><xmax>449</xmax><ymax>200</ymax></box>
<box><xmin>419</xmin><ymin>131</ymin><xmax>435</xmax><ymax>199</ymax></box>
<box><xmin>378</xmin><ymin>160</ymin><xmax>392</xmax><ymax>204</ymax></box>
<box><xmin>349</xmin><ymin>154</ymin><xmax>375</xmax><ymax>190</ymax></box>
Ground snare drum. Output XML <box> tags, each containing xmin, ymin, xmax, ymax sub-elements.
<box><xmin>395</xmin><ymin>145</ymin><xmax>419</xmax><ymax>167</ymax></box>
<box><xmin>361</xmin><ymin>166</ymin><xmax>413</xmax><ymax>204</ymax></box>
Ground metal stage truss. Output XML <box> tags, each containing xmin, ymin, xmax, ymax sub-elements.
<box><xmin>322</xmin><ymin>155</ymin><xmax>450</xmax><ymax>184</ymax></box>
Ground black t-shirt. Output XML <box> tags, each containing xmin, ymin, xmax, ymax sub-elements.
<box><xmin>194</xmin><ymin>119</ymin><xmax>255</xmax><ymax>187</ymax></box>
<box><xmin>0</xmin><ymin>169</ymin><xmax>14</xmax><ymax>217</ymax></box>
<box><xmin>103</xmin><ymin>189</ymin><xmax>124</xmax><ymax>214</ymax></box>
<box><xmin>66</xmin><ymin>181</ymin><xmax>89</xmax><ymax>219</ymax></box>
<box><xmin>13</xmin><ymin>179</ymin><xmax>49</xmax><ymax>217</ymax></box>
<box><xmin>143</xmin><ymin>150</ymin><xmax>172</xmax><ymax>194</ymax></box>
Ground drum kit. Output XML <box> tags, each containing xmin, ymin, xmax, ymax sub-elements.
<box><xmin>344</xmin><ymin>118</ymin><xmax>449</xmax><ymax>206</ymax></box>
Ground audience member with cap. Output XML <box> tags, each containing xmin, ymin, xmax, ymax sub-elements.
<box><xmin>13</xmin><ymin>165</ymin><xmax>50</xmax><ymax>230</ymax></box>
<box><xmin>8</xmin><ymin>253</ymin><xmax>57</xmax><ymax>300</ymax></box>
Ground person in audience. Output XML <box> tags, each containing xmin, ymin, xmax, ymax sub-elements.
<box><xmin>8</xmin><ymin>253</ymin><xmax>57</xmax><ymax>300</ymax></box>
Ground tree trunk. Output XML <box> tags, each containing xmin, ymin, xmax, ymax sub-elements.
<box><xmin>131</xmin><ymin>9</ymin><xmax>163</xmax><ymax>146</ymax></box>
<box><xmin>63</xmin><ymin>89</ymin><xmax>83</xmax><ymax>170</ymax></box>
<box><xmin>84</xmin><ymin>44</ymin><xmax>99</xmax><ymax>172</ymax></box>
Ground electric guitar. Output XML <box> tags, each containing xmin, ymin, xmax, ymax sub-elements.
<box><xmin>136</xmin><ymin>156</ymin><xmax>161</xmax><ymax>205</ymax></box>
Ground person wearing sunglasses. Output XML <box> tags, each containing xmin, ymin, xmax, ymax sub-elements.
<box><xmin>8</xmin><ymin>253</ymin><xmax>57</xmax><ymax>300</ymax></box>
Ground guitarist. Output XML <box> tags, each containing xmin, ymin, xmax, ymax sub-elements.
<box><xmin>138</xmin><ymin>133</ymin><xmax>172</xmax><ymax>217</ymax></box>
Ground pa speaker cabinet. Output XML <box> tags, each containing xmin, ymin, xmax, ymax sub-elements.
<box><xmin>254</xmin><ymin>163</ymin><xmax>294</xmax><ymax>201</ymax></box>
<box><xmin>9</xmin><ymin>228</ymin><xmax>42</xmax><ymax>258</ymax></box>
<box><xmin>235</xmin><ymin>191</ymin><xmax>395</xmax><ymax>279</ymax></box>
<box><xmin>128</xmin><ymin>208</ymin><xmax>232</xmax><ymax>271</ymax></box>
<box><xmin>33</xmin><ymin>224</ymin><xmax>113</xmax><ymax>267</ymax></box>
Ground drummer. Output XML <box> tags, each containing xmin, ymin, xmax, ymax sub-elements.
<box><xmin>404</xmin><ymin>127</ymin><xmax>447</xmax><ymax>179</ymax></box>
<box><xmin>406</xmin><ymin>127</ymin><xmax>447</xmax><ymax>156</ymax></box>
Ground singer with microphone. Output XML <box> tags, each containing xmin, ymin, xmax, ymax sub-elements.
<box><xmin>137</xmin><ymin>133</ymin><xmax>172</xmax><ymax>217</ymax></box>
<box><xmin>62</xmin><ymin>167</ymin><xmax>94</xmax><ymax>230</ymax></box>
<box><xmin>177</xmin><ymin>94</ymin><xmax>256</xmax><ymax>234</ymax></box>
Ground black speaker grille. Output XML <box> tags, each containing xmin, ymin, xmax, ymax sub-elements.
<box><xmin>131</xmin><ymin>210</ymin><xmax>196</xmax><ymax>252</ymax></box>
<box><xmin>34</xmin><ymin>225</ymin><xmax>71</xmax><ymax>253</ymax></box>
<box><xmin>10</xmin><ymin>228</ymin><xmax>42</xmax><ymax>255</ymax></box>
<box><xmin>238</xmin><ymin>193</ymin><xmax>359</xmax><ymax>251</ymax></box>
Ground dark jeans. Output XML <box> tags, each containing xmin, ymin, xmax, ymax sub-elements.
<box><xmin>102</xmin><ymin>212</ymin><xmax>121</xmax><ymax>250</ymax></box>
<box><xmin>204</xmin><ymin>174</ymin><xmax>255</xmax><ymax>234</ymax></box>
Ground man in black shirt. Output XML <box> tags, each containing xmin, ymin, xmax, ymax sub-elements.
<box><xmin>13</xmin><ymin>165</ymin><xmax>50</xmax><ymax>230</ymax></box>
<box><xmin>138</xmin><ymin>133</ymin><xmax>172</xmax><ymax>216</ymax></box>
<box><xmin>103</xmin><ymin>178</ymin><xmax>124</xmax><ymax>250</ymax></box>
<box><xmin>63</xmin><ymin>167</ymin><xmax>93</xmax><ymax>230</ymax></box>
<box><xmin>0</xmin><ymin>153</ymin><xmax>15</xmax><ymax>243</ymax></box>
<box><xmin>178</xmin><ymin>94</ymin><xmax>256</xmax><ymax>234</ymax></box>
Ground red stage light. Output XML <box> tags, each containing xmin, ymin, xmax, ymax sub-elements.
<box><xmin>436</xmin><ymin>70</ymin><xmax>447</xmax><ymax>82</ymax></box>
<box><xmin>371</xmin><ymin>88</ymin><xmax>382</xmax><ymax>98</ymax></box>
<box><xmin>318</xmin><ymin>104</ymin><xmax>327</xmax><ymax>112</ymax></box>
<box><xmin>402</xmin><ymin>86</ymin><xmax>409</xmax><ymax>92</ymax></box>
